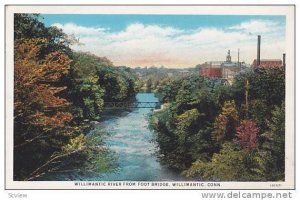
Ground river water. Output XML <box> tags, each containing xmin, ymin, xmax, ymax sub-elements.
<box><xmin>41</xmin><ymin>93</ymin><xmax>186</xmax><ymax>181</ymax></box>
<box><xmin>95</xmin><ymin>93</ymin><xmax>184</xmax><ymax>181</ymax></box>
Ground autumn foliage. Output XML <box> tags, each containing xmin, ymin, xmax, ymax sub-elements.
<box><xmin>13</xmin><ymin>14</ymin><xmax>137</xmax><ymax>180</ymax></box>
<box><xmin>213</xmin><ymin>100</ymin><xmax>239</xmax><ymax>142</ymax></box>
<box><xmin>236</xmin><ymin>120</ymin><xmax>259</xmax><ymax>150</ymax></box>
<box><xmin>14</xmin><ymin>38</ymin><xmax>75</xmax><ymax>179</ymax></box>
<box><xmin>14</xmin><ymin>38</ymin><xmax>72</xmax><ymax>131</ymax></box>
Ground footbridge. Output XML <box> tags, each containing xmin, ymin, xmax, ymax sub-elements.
<box><xmin>103</xmin><ymin>101</ymin><xmax>161</xmax><ymax>109</ymax></box>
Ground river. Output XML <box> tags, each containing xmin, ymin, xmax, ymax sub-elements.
<box><xmin>95</xmin><ymin>93</ymin><xmax>185</xmax><ymax>181</ymax></box>
<box><xmin>42</xmin><ymin>93</ymin><xmax>186</xmax><ymax>181</ymax></box>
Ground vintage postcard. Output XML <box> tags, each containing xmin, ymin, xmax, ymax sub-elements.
<box><xmin>5</xmin><ymin>5</ymin><xmax>295</xmax><ymax>189</ymax></box>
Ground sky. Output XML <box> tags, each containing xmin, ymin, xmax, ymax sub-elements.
<box><xmin>41</xmin><ymin>14</ymin><xmax>286</xmax><ymax>68</ymax></box>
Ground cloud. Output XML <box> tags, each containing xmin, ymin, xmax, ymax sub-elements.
<box><xmin>228</xmin><ymin>20</ymin><xmax>283</xmax><ymax>34</ymax></box>
<box><xmin>110</xmin><ymin>23</ymin><xmax>183</xmax><ymax>40</ymax></box>
<box><xmin>52</xmin><ymin>23</ymin><xmax>107</xmax><ymax>36</ymax></box>
<box><xmin>51</xmin><ymin>19</ymin><xmax>285</xmax><ymax>68</ymax></box>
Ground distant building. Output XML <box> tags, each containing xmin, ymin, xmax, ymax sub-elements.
<box><xmin>251</xmin><ymin>59</ymin><xmax>283</xmax><ymax>69</ymax></box>
<box><xmin>199</xmin><ymin>61</ymin><xmax>222</xmax><ymax>78</ymax></box>
<box><xmin>201</xmin><ymin>67</ymin><xmax>222</xmax><ymax>78</ymax></box>
<box><xmin>222</xmin><ymin>66</ymin><xmax>242</xmax><ymax>83</ymax></box>
<box><xmin>178</xmin><ymin>70</ymin><xmax>191</xmax><ymax>77</ymax></box>
<box><xmin>252</xmin><ymin>35</ymin><xmax>285</xmax><ymax>69</ymax></box>
<box><xmin>221</xmin><ymin>50</ymin><xmax>244</xmax><ymax>84</ymax></box>
<box><xmin>200</xmin><ymin>50</ymin><xmax>244</xmax><ymax>84</ymax></box>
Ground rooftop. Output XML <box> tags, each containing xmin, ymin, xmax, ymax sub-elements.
<box><xmin>251</xmin><ymin>59</ymin><xmax>283</xmax><ymax>69</ymax></box>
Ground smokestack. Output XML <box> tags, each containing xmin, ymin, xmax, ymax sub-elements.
<box><xmin>283</xmin><ymin>53</ymin><xmax>286</xmax><ymax>67</ymax></box>
<box><xmin>257</xmin><ymin>35</ymin><xmax>261</xmax><ymax>67</ymax></box>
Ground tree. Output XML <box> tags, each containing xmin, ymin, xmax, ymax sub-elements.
<box><xmin>236</xmin><ymin>120</ymin><xmax>259</xmax><ymax>150</ymax></box>
<box><xmin>155</xmin><ymin>78</ymin><xmax>182</xmax><ymax>103</ymax></box>
<box><xmin>212</xmin><ymin>100</ymin><xmax>239</xmax><ymax>142</ymax></box>
<box><xmin>14</xmin><ymin>14</ymin><xmax>77</xmax><ymax>58</ymax></box>
<box><xmin>67</xmin><ymin>52</ymin><xmax>106</xmax><ymax>119</ymax></box>
<box><xmin>79</xmin><ymin>75</ymin><xmax>105</xmax><ymax>119</ymax></box>
<box><xmin>175</xmin><ymin>108</ymin><xmax>201</xmax><ymax>145</ymax></box>
<box><xmin>14</xmin><ymin>38</ymin><xmax>74</xmax><ymax>180</ymax></box>
<box><xmin>66</xmin><ymin>52</ymin><xmax>137</xmax><ymax>120</ymax></box>
<box><xmin>96</xmin><ymin>60</ymin><xmax>137</xmax><ymax>102</ymax></box>
<box><xmin>232</xmin><ymin>68</ymin><xmax>285</xmax><ymax>109</ymax></box>
<box><xmin>151</xmin><ymin>64</ymin><xmax>286</xmax><ymax>181</ymax></box>
<box><xmin>13</xmin><ymin>13</ymin><xmax>138</xmax><ymax>181</ymax></box>
<box><xmin>150</xmin><ymin>105</ymin><xmax>186</xmax><ymax>169</ymax></box>
<box><xmin>151</xmin><ymin>77</ymin><xmax>220</xmax><ymax>170</ymax></box>
<box><xmin>261</xmin><ymin>105</ymin><xmax>285</xmax><ymax>180</ymax></box>
<box><xmin>248</xmin><ymin>99</ymin><xmax>269</xmax><ymax>132</ymax></box>
<box><xmin>183</xmin><ymin>142</ymin><xmax>264</xmax><ymax>181</ymax></box>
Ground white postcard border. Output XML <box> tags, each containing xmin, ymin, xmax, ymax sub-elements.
<box><xmin>5</xmin><ymin>5</ymin><xmax>295</xmax><ymax>190</ymax></box>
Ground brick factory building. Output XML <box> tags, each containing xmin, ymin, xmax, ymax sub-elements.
<box><xmin>251</xmin><ymin>35</ymin><xmax>285</xmax><ymax>69</ymax></box>
<box><xmin>201</xmin><ymin>67</ymin><xmax>223</xmax><ymax>78</ymax></box>
<box><xmin>199</xmin><ymin>35</ymin><xmax>285</xmax><ymax>84</ymax></box>
<box><xmin>200</xmin><ymin>50</ymin><xmax>244</xmax><ymax>84</ymax></box>
<box><xmin>251</xmin><ymin>59</ymin><xmax>283</xmax><ymax>69</ymax></box>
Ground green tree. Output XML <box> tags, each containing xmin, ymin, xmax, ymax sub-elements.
<box><xmin>261</xmin><ymin>105</ymin><xmax>285</xmax><ymax>181</ymax></box>
<box><xmin>232</xmin><ymin>68</ymin><xmax>285</xmax><ymax>110</ymax></box>
<box><xmin>183</xmin><ymin>142</ymin><xmax>264</xmax><ymax>181</ymax></box>
<box><xmin>156</xmin><ymin>78</ymin><xmax>182</xmax><ymax>103</ymax></box>
<box><xmin>248</xmin><ymin>99</ymin><xmax>269</xmax><ymax>131</ymax></box>
<box><xmin>14</xmin><ymin>14</ymin><xmax>77</xmax><ymax>58</ymax></box>
<box><xmin>67</xmin><ymin>52</ymin><xmax>105</xmax><ymax>120</ymax></box>
<box><xmin>66</xmin><ymin>52</ymin><xmax>137</xmax><ymax>120</ymax></box>
<box><xmin>175</xmin><ymin>109</ymin><xmax>202</xmax><ymax>145</ymax></box>
<box><xmin>150</xmin><ymin>77</ymin><xmax>220</xmax><ymax>170</ymax></box>
<box><xmin>150</xmin><ymin>105</ymin><xmax>185</xmax><ymax>169</ymax></box>
<box><xmin>96</xmin><ymin>64</ymin><xmax>137</xmax><ymax>102</ymax></box>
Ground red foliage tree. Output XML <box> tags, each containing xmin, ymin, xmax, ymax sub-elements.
<box><xmin>236</xmin><ymin>119</ymin><xmax>259</xmax><ymax>150</ymax></box>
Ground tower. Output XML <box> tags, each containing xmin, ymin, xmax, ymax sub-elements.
<box><xmin>226</xmin><ymin>50</ymin><xmax>231</xmax><ymax>63</ymax></box>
